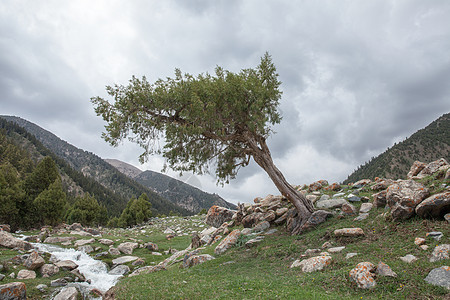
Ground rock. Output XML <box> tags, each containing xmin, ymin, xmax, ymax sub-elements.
<box><xmin>108</xmin><ymin>265</ymin><xmax>130</xmax><ymax>275</ymax></box>
<box><xmin>50</xmin><ymin>278</ymin><xmax>68</xmax><ymax>287</ymax></box>
<box><xmin>68</xmin><ymin>223</ymin><xmax>83</xmax><ymax>231</ymax></box>
<box><xmin>54</xmin><ymin>286</ymin><xmax>78</xmax><ymax>300</ymax></box>
<box><xmin>144</xmin><ymin>242</ymin><xmax>159</xmax><ymax>251</ymax></box>
<box><xmin>78</xmin><ymin>245</ymin><xmax>94</xmax><ymax>253</ymax></box>
<box><xmin>341</xmin><ymin>203</ymin><xmax>357</xmax><ymax>215</ymax></box>
<box><xmin>163</xmin><ymin>228</ymin><xmax>175</xmax><ymax>234</ymax></box>
<box><xmin>445</xmin><ymin>213</ymin><xmax>450</xmax><ymax>223</ymax></box>
<box><xmin>349</xmin><ymin>262</ymin><xmax>376</xmax><ymax>289</ymax></box>
<box><xmin>376</xmin><ymin>261</ymin><xmax>397</xmax><ymax>277</ymax></box>
<box><xmin>407</xmin><ymin>161</ymin><xmax>427</xmax><ymax>178</ymax></box>
<box><xmin>0</xmin><ymin>225</ymin><xmax>10</xmax><ymax>232</ymax></box>
<box><xmin>347</xmin><ymin>194</ymin><xmax>361</xmax><ymax>202</ymax></box>
<box><xmin>253</xmin><ymin>221</ymin><xmax>270</xmax><ymax>232</ymax></box>
<box><xmin>346</xmin><ymin>253</ymin><xmax>358</xmax><ymax>259</ymax></box>
<box><xmin>129</xmin><ymin>265</ymin><xmax>166</xmax><ymax>277</ymax></box>
<box><xmin>420</xmin><ymin>245</ymin><xmax>429</xmax><ymax>251</ymax></box>
<box><xmin>372</xmin><ymin>190</ymin><xmax>387</xmax><ymax>208</ymax></box>
<box><xmin>324</xmin><ymin>182</ymin><xmax>341</xmax><ymax>191</ymax></box>
<box><xmin>334</xmin><ymin>228</ymin><xmax>365</xmax><ymax>237</ymax></box>
<box><xmin>400</xmin><ymin>254</ymin><xmax>418</xmax><ymax>263</ymax></box>
<box><xmin>117</xmin><ymin>242</ymin><xmax>139</xmax><ymax>255</ymax></box>
<box><xmin>417</xmin><ymin>158</ymin><xmax>449</xmax><ymax>178</ymax></box>
<box><xmin>240</xmin><ymin>228</ymin><xmax>252</xmax><ymax>235</ymax></box>
<box><xmin>264</xmin><ymin>211</ymin><xmax>276</xmax><ymax>222</ymax></box>
<box><xmin>70</xmin><ymin>230</ymin><xmax>92</xmax><ymax>236</ymax></box>
<box><xmin>55</xmin><ymin>260</ymin><xmax>78</xmax><ymax>270</ymax></box>
<box><xmin>414</xmin><ymin>237</ymin><xmax>426</xmax><ymax>246</ymax></box>
<box><xmin>353</xmin><ymin>179</ymin><xmax>371</xmax><ymax>189</ymax></box>
<box><xmin>44</xmin><ymin>236</ymin><xmax>76</xmax><ymax>244</ymax></box>
<box><xmin>296</xmin><ymin>210</ymin><xmax>333</xmax><ymax>233</ymax></box>
<box><xmin>70</xmin><ymin>269</ymin><xmax>86</xmax><ymax>282</ymax></box>
<box><xmin>183</xmin><ymin>254</ymin><xmax>215</xmax><ymax>268</ymax></box>
<box><xmin>359</xmin><ymin>203</ymin><xmax>373</xmax><ymax>214</ymax></box>
<box><xmin>328</xmin><ymin>246</ymin><xmax>345</xmax><ymax>253</ymax></box>
<box><xmin>265</xmin><ymin>229</ymin><xmax>278</xmax><ymax>235</ymax></box>
<box><xmin>36</xmin><ymin>284</ymin><xmax>47</xmax><ymax>293</ymax></box>
<box><xmin>39</xmin><ymin>264</ymin><xmax>59</xmax><ymax>277</ymax></box>
<box><xmin>415</xmin><ymin>192</ymin><xmax>450</xmax><ymax>218</ymax></box>
<box><xmin>386</xmin><ymin>180</ymin><xmax>429</xmax><ymax>220</ymax></box>
<box><xmin>241</xmin><ymin>213</ymin><xmax>265</xmax><ymax>228</ymax></box>
<box><xmin>205</xmin><ymin>206</ymin><xmax>235</xmax><ymax>228</ymax></box>
<box><xmin>306</xmin><ymin>195</ymin><xmax>318</xmax><ymax>203</ymax></box>
<box><xmin>371</xmin><ymin>179</ymin><xmax>394</xmax><ymax>191</ymax></box>
<box><xmin>315</xmin><ymin>198</ymin><xmax>347</xmax><ymax>209</ymax></box>
<box><xmin>424</xmin><ymin>266</ymin><xmax>450</xmax><ymax>289</ymax></box>
<box><xmin>190</xmin><ymin>233</ymin><xmax>202</xmax><ymax>249</ymax></box>
<box><xmin>99</xmin><ymin>238</ymin><xmax>114</xmax><ymax>246</ymax></box>
<box><xmin>132</xmin><ymin>258</ymin><xmax>145</xmax><ymax>266</ymax></box>
<box><xmin>111</xmin><ymin>256</ymin><xmax>139</xmax><ymax>265</ymax></box>
<box><xmin>85</xmin><ymin>228</ymin><xmax>101</xmax><ymax>236</ymax></box>
<box><xmin>290</xmin><ymin>255</ymin><xmax>332</xmax><ymax>272</ymax></box>
<box><xmin>109</xmin><ymin>247</ymin><xmax>121</xmax><ymax>256</ymax></box>
<box><xmin>430</xmin><ymin>244</ymin><xmax>450</xmax><ymax>262</ymax></box>
<box><xmin>245</xmin><ymin>236</ymin><xmax>265</xmax><ymax>248</ymax></box>
<box><xmin>23</xmin><ymin>251</ymin><xmax>45</xmax><ymax>270</ymax></box>
<box><xmin>74</xmin><ymin>238</ymin><xmax>95</xmax><ymax>247</ymax></box>
<box><xmin>0</xmin><ymin>275</ymin><xmax>4</xmax><ymax>281</ymax></box>
<box><xmin>275</xmin><ymin>207</ymin><xmax>288</xmax><ymax>217</ymax></box>
<box><xmin>321</xmin><ymin>241</ymin><xmax>332</xmax><ymax>249</ymax></box>
<box><xmin>309</xmin><ymin>181</ymin><xmax>324</xmax><ymax>191</ymax></box>
<box><xmin>0</xmin><ymin>231</ymin><xmax>32</xmax><ymax>251</ymax></box>
<box><xmin>16</xmin><ymin>270</ymin><xmax>36</xmax><ymax>279</ymax></box>
<box><xmin>354</xmin><ymin>213</ymin><xmax>369</xmax><ymax>221</ymax></box>
<box><xmin>214</xmin><ymin>229</ymin><xmax>241</xmax><ymax>255</ymax></box>
<box><xmin>0</xmin><ymin>282</ymin><xmax>26</xmax><ymax>299</ymax></box>
<box><xmin>426</xmin><ymin>231</ymin><xmax>443</xmax><ymax>241</ymax></box>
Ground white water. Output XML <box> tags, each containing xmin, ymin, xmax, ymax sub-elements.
<box><xmin>32</xmin><ymin>242</ymin><xmax>122</xmax><ymax>294</ymax></box>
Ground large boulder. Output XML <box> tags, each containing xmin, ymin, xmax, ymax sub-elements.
<box><xmin>23</xmin><ymin>251</ymin><xmax>45</xmax><ymax>270</ymax></box>
<box><xmin>54</xmin><ymin>286</ymin><xmax>78</xmax><ymax>300</ymax></box>
<box><xmin>16</xmin><ymin>270</ymin><xmax>36</xmax><ymax>280</ymax></box>
<box><xmin>297</xmin><ymin>210</ymin><xmax>333</xmax><ymax>234</ymax></box>
<box><xmin>182</xmin><ymin>254</ymin><xmax>215</xmax><ymax>268</ymax></box>
<box><xmin>40</xmin><ymin>264</ymin><xmax>60</xmax><ymax>277</ymax></box>
<box><xmin>424</xmin><ymin>266</ymin><xmax>450</xmax><ymax>290</ymax></box>
<box><xmin>315</xmin><ymin>198</ymin><xmax>347</xmax><ymax>209</ymax></box>
<box><xmin>407</xmin><ymin>161</ymin><xmax>426</xmax><ymax>179</ymax></box>
<box><xmin>117</xmin><ymin>242</ymin><xmax>139</xmax><ymax>255</ymax></box>
<box><xmin>108</xmin><ymin>265</ymin><xmax>130</xmax><ymax>276</ymax></box>
<box><xmin>417</xmin><ymin>158</ymin><xmax>449</xmax><ymax>178</ymax></box>
<box><xmin>429</xmin><ymin>244</ymin><xmax>450</xmax><ymax>262</ymax></box>
<box><xmin>44</xmin><ymin>236</ymin><xmax>76</xmax><ymax>244</ymax></box>
<box><xmin>290</xmin><ymin>255</ymin><xmax>332</xmax><ymax>273</ymax></box>
<box><xmin>0</xmin><ymin>282</ymin><xmax>26</xmax><ymax>300</ymax></box>
<box><xmin>0</xmin><ymin>231</ymin><xmax>32</xmax><ymax>251</ymax></box>
<box><xmin>386</xmin><ymin>180</ymin><xmax>429</xmax><ymax>220</ymax></box>
<box><xmin>111</xmin><ymin>256</ymin><xmax>139</xmax><ymax>265</ymax></box>
<box><xmin>74</xmin><ymin>238</ymin><xmax>95</xmax><ymax>247</ymax></box>
<box><xmin>241</xmin><ymin>212</ymin><xmax>265</xmax><ymax>228</ymax></box>
<box><xmin>372</xmin><ymin>190</ymin><xmax>387</xmax><ymax>208</ymax></box>
<box><xmin>415</xmin><ymin>192</ymin><xmax>450</xmax><ymax>219</ymax></box>
<box><xmin>54</xmin><ymin>260</ymin><xmax>78</xmax><ymax>271</ymax></box>
<box><xmin>205</xmin><ymin>206</ymin><xmax>235</xmax><ymax>228</ymax></box>
<box><xmin>214</xmin><ymin>229</ymin><xmax>241</xmax><ymax>255</ymax></box>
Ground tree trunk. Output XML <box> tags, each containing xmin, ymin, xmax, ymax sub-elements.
<box><xmin>250</xmin><ymin>138</ymin><xmax>314</xmax><ymax>234</ymax></box>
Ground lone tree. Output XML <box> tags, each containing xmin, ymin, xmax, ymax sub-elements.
<box><xmin>91</xmin><ymin>53</ymin><xmax>314</xmax><ymax>234</ymax></box>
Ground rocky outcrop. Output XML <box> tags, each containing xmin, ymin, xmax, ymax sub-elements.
<box><xmin>23</xmin><ymin>251</ymin><xmax>45</xmax><ymax>270</ymax></box>
<box><xmin>349</xmin><ymin>262</ymin><xmax>376</xmax><ymax>289</ymax></box>
<box><xmin>117</xmin><ymin>242</ymin><xmax>139</xmax><ymax>255</ymax></box>
<box><xmin>424</xmin><ymin>266</ymin><xmax>450</xmax><ymax>289</ymax></box>
<box><xmin>0</xmin><ymin>231</ymin><xmax>32</xmax><ymax>251</ymax></box>
<box><xmin>0</xmin><ymin>282</ymin><xmax>26</xmax><ymax>300</ymax></box>
<box><xmin>182</xmin><ymin>254</ymin><xmax>215</xmax><ymax>268</ymax></box>
<box><xmin>386</xmin><ymin>180</ymin><xmax>429</xmax><ymax>220</ymax></box>
<box><xmin>205</xmin><ymin>206</ymin><xmax>235</xmax><ymax>228</ymax></box>
<box><xmin>215</xmin><ymin>229</ymin><xmax>241</xmax><ymax>255</ymax></box>
<box><xmin>415</xmin><ymin>192</ymin><xmax>450</xmax><ymax>218</ymax></box>
<box><xmin>54</xmin><ymin>286</ymin><xmax>78</xmax><ymax>300</ymax></box>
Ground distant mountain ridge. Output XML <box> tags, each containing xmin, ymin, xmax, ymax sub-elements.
<box><xmin>0</xmin><ymin>115</ymin><xmax>190</xmax><ymax>216</ymax></box>
<box><xmin>344</xmin><ymin>112</ymin><xmax>450</xmax><ymax>183</ymax></box>
<box><xmin>105</xmin><ymin>159</ymin><xmax>236</xmax><ymax>212</ymax></box>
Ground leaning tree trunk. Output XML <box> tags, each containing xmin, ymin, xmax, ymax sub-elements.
<box><xmin>250</xmin><ymin>137</ymin><xmax>314</xmax><ymax>234</ymax></box>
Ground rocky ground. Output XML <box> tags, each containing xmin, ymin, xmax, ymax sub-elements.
<box><xmin>0</xmin><ymin>158</ymin><xmax>449</xmax><ymax>299</ymax></box>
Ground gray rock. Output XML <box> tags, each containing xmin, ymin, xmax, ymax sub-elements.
<box><xmin>416</xmin><ymin>192</ymin><xmax>450</xmax><ymax>218</ymax></box>
<box><xmin>16</xmin><ymin>270</ymin><xmax>36</xmax><ymax>279</ymax></box>
<box><xmin>346</xmin><ymin>253</ymin><xmax>358</xmax><ymax>259</ymax></box>
<box><xmin>0</xmin><ymin>274</ymin><xmax>4</xmax><ymax>281</ymax></box>
<box><xmin>78</xmin><ymin>245</ymin><xmax>94</xmax><ymax>253</ymax></box>
<box><xmin>253</xmin><ymin>221</ymin><xmax>270</xmax><ymax>232</ymax></box>
<box><xmin>0</xmin><ymin>231</ymin><xmax>32</xmax><ymax>250</ymax></box>
<box><xmin>354</xmin><ymin>213</ymin><xmax>369</xmax><ymax>221</ymax></box>
<box><xmin>50</xmin><ymin>278</ymin><xmax>68</xmax><ymax>287</ymax></box>
<box><xmin>315</xmin><ymin>198</ymin><xmax>347</xmax><ymax>209</ymax></box>
<box><xmin>417</xmin><ymin>158</ymin><xmax>449</xmax><ymax>178</ymax></box>
<box><xmin>245</xmin><ymin>236</ymin><xmax>265</xmax><ymax>248</ymax></box>
<box><xmin>108</xmin><ymin>247</ymin><xmax>121</xmax><ymax>256</ymax></box>
<box><xmin>349</xmin><ymin>262</ymin><xmax>376</xmax><ymax>289</ymax></box>
<box><xmin>359</xmin><ymin>203</ymin><xmax>373</xmax><ymax>214</ymax></box>
<box><xmin>328</xmin><ymin>246</ymin><xmax>345</xmax><ymax>253</ymax></box>
<box><xmin>290</xmin><ymin>255</ymin><xmax>332</xmax><ymax>272</ymax></box>
<box><xmin>117</xmin><ymin>242</ymin><xmax>139</xmax><ymax>255</ymax></box>
<box><xmin>347</xmin><ymin>194</ymin><xmax>361</xmax><ymax>202</ymax></box>
<box><xmin>74</xmin><ymin>238</ymin><xmax>95</xmax><ymax>247</ymax></box>
<box><xmin>424</xmin><ymin>266</ymin><xmax>450</xmax><ymax>289</ymax></box>
<box><xmin>205</xmin><ymin>206</ymin><xmax>235</xmax><ymax>228</ymax></box>
<box><xmin>99</xmin><ymin>238</ymin><xmax>114</xmax><ymax>245</ymax></box>
<box><xmin>214</xmin><ymin>229</ymin><xmax>241</xmax><ymax>255</ymax></box>
<box><xmin>36</xmin><ymin>284</ymin><xmax>48</xmax><ymax>292</ymax></box>
<box><xmin>182</xmin><ymin>254</ymin><xmax>215</xmax><ymax>268</ymax></box>
<box><xmin>23</xmin><ymin>251</ymin><xmax>45</xmax><ymax>270</ymax></box>
<box><xmin>55</xmin><ymin>260</ymin><xmax>78</xmax><ymax>270</ymax></box>
<box><xmin>111</xmin><ymin>256</ymin><xmax>139</xmax><ymax>265</ymax></box>
<box><xmin>0</xmin><ymin>282</ymin><xmax>26</xmax><ymax>299</ymax></box>
<box><xmin>40</xmin><ymin>264</ymin><xmax>59</xmax><ymax>277</ymax></box>
<box><xmin>54</xmin><ymin>286</ymin><xmax>78</xmax><ymax>300</ymax></box>
<box><xmin>376</xmin><ymin>261</ymin><xmax>397</xmax><ymax>277</ymax></box>
<box><xmin>108</xmin><ymin>264</ymin><xmax>130</xmax><ymax>275</ymax></box>
<box><xmin>429</xmin><ymin>244</ymin><xmax>450</xmax><ymax>262</ymax></box>
<box><xmin>427</xmin><ymin>231</ymin><xmax>443</xmax><ymax>241</ymax></box>
<box><xmin>399</xmin><ymin>254</ymin><xmax>418</xmax><ymax>263</ymax></box>
<box><xmin>386</xmin><ymin>180</ymin><xmax>429</xmax><ymax>220</ymax></box>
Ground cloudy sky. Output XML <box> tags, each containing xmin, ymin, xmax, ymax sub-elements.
<box><xmin>1</xmin><ymin>1</ymin><xmax>449</xmax><ymax>204</ymax></box>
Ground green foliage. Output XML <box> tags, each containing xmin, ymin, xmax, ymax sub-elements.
<box><xmin>117</xmin><ymin>193</ymin><xmax>152</xmax><ymax>227</ymax></box>
<box><xmin>67</xmin><ymin>193</ymin><xmax>107</xmax><ymax>226</ymax></box>
<box><xmin>92</xmin><ymin>53</ymin><xmax>282</xmax><ymax>185</ymax></box>
<box><xmin>33</xmin><ymin>179</ymin><xmax>68</xmax><ymax>226</ymax></box>
<box><xmin>23</xmin><ymin>156</ymin><xmax>59</xmax><ymax>199</ymax></box>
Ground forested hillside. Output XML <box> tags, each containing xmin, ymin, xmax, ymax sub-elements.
<box><xmin>344</xmin><ymin>113</ymin><xmax>450</xmax><ymax>183</ymax></box>
<box><xmin>0</xmin><ymin>116</ymin><xmax>190</xmax><ymax>219</ymax></box>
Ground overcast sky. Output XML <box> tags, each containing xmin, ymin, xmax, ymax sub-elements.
<box><xmin>1</xmin><ymin>1</ymin><xmax>449</xmax><ymax>204</ymax></box>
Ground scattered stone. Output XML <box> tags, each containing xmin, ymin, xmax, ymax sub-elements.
<box><xmin>99</xmin><ymin>239</ymin><xmax>114</xmax><ymax>246</ymax></box>
<box><xmin>109</xmin><ymin>247</ymin><xmax>121</xmax><ymax>256</ymax></box>
<box><xmin>242</xmin><ymin>213</ymin><xmax>265</xmax><ymax>228</ymax></box>
<box><xmin>111</xmin><ymin>256</ymin><xmax>139</xmax><ymax>265</ymax></box>
<box><xmin>0</xmin><ymin>231</ymin><xmax>32</xmax><ymax>251</ymax></box>
<box><xmin>55</xmin><ymin>260</ymin><xmax>78</xmax><ymax>271</ymax></box>
<box><xmin>353</xmin><ymin>179</ymin><xmax>371</xmax><ymax>188</ymax></box>
<box><xmin>0</xmin><ymin>274</ymin><xmax>4</xmax><ymax>281</ymax></box>
<box><xmin>424</xmin><ymin>266</ymin><xmax>450</xmax><ymax>289</ymax></box>
<box><xmin>108</xmin><ymin>265</ymin><xmax>130</xmax><ymax>275</ymax></box>
<box><xmin>70</xmin><ymin>269</ymin><xmax>86</xmax><ymax>282</ymax></box>
<box><xmin>420</xmin><ymin>245</ymin><xmax>429</xmax><ymax>251</ymax></box>
<box><xmin>16</xmin><ymin>270</ymin><xmax>36</xmax><ymax>279</ymax></box>
<box><xmin>347</xmin><ymin>194</ymin><xmax>361</xmax><ymax>202</ymax></box>
<box><xmin>68</xmin><ymin>223</ymin><xmax>83</xmax><ymax>231</ymax></box>
<box><xmin>341</xmin><ymin>203</ymin><xmax>357</xmax><ymax>215</ymax></box>
<box><xmin>0</xmin><ymin>282</ymin><xmax>26</xmax><ymax>299</ymax></box>
<box><xmin>416</xmin><ymin>192</ymin><xmax>450</xmax><ymax>218</ymax></box>
<box><xmin>265</xmin><ymin>229</ymin><xmax>278</xmax><ymax>235</ymax></box>
<box><xmin>214</xmin><ymin>229</ymin><xmax>241</xmax><ymax>255</ymax></box>
<box><xmin>325</xmin><ymin>182</ymin><xmax>342</xmax><ymax>191</ymax></box>
<box><xmin>349</xmin><ymin>262</ymin><xmax>376</xmax><ymax>289</ymax></box>
<box><xmin>400</xmin><ymin>254</ymin><xmax>418</xmax><ymax>263</ymax></box>
<box><xmin>407</xmin><ymin>161</ymin><xmax>427</xmax><ymax>179</ymax></box>
<box><xmin>0</xmin><ymin>225</ymin><xmax>11</xmax><ymax>232</ymax></box>
<box><xmin>205</xmin><ymin>206</ymin><xmax>235</xmax><ymax>228</ymax></box>
<box><xmin>414</xmin><ymin>237</ymin><xmax>426</xmax><ymax>246</ymax></box>
<box><xmin>297</xmin><ymin>210</ymin><xmax>333</xmax><ymax>233</ymax></box>
<box><xmin>376</xmin><ymin>261</ymin><xmax>397</xmax><ymax>277</ymax></box>
<box><xmin>36</xmin><ymin>284</ymin><xmax>48</xmax><ymax>293</ymax></box>
<box><xmin>359</xmin><ymin>203</ymin><xmax>373</xmax><ymax>214</ymax></box>
<box><xmin>144</xmin><ymin>242</ymin><xmax>159</xmax><ymax>252</ymax></box>
<box><xmin>354</xmin><ymin>213</ymin><xmax>369</xmax><ymax>221</ymax></box>
<box><xmin>44</xmin><ymin>236</ymin><xmax>76</xmax><ymax>244</ymax></box>
<box><xmin>315</xmin><ymin>198</ymin><xmax>347</xmax><ymax>209</ymax></box>
<box><xmin>163</xmin><ymin>228</ymin><xmax>175</xmax><ymax>234</ymax></box>
<box><xmin>346</xmin><ymin>253</ymin><xmax>358</xmax><ymax>259</ymax></box>
<box><xmin>183</xmin><ymin>254</ymin><xmax>215</xmax><ymax>268</ymax></box>
<box><xmin>290</xmin><ymin>255</ymin><xmax>332</xmax><ymax>273</ymax></box>
<box><xmin>253</xmin><ymin>221</ymin><xmax>270</xmax><ymax>232</ymax></box>
<box><xmin>328</xmin><ymin>246</ymin><xmax>345</xmax><ymax>253</ymax></box>
<box><xmin>386</xmin><ymin>180</ymin><xmax>429</xmax><ymax>220</ymax></box>
<box><xmin>417</xmin><ymin>158</ymin><xmax>449</xmax><ymax>178</ymax></box>
<box><xmin>245</xmin><ymin>236</ymin><xmax>265</xmax><ymax>248</ymax></box>
<box><xmin>426</xmin><ymin>231</ymin><xmax>444</xmax><ymax>241</ymax></box>
<box><xmin>445</xmin><ymin>213</ymin><xmax>450</xmax><ymax>223</ymax></box>
<box><xmin>74</xmin><ymin>238</ymin><xmax>95</xmax><ymax>247</ymax></box>
<box><xmin>334</xmin><ymin>228</ymin><xmax>365</xmax><ymax>237</ymax></box>
<box><xmin>23</xmin><ymin>251</ymin><xmax>45</xmax><ymax>270</ymax></box>
<box><xmin>132</xmin><ymin>258</ymin><xmax>145</xmax><ymax>266</ymax></box>
<box><xmin>50</xmin><ymin>278</ymin><xmax>68</xmax><ymax>287</ymax></box>
<box><xmin>70</xmin><ymin>230</ymin><xmax>92</xmax><ymax>236</ymax></box>
<box><xmin>129</xmin><ymin>265</ymin><xmax>166</xmax><ymax>277</ymax></box>
<box><xmin>372</xmin><ymin>190</ymin><xmax>387</xmax><ymax>208</ymax></box>
<box><xmin>54</xmin><ymin>286</ymin><xmax>78</xmax><ymax>300</ymax></box>
<box><xmin>78</xmin><ymin>245</ymin><xmax>94</xmax><ymax>254</ymax></box>
<box><xmin>429</xmin><ymin>244</ymin><xmax>450</xmax><ymax>262</ymax></box>
<box><xmin>321</xmin><ymin>242</ymin><xmax>332</xmax><ymax>249</ymax></box>
<box><xmin>40</xmin><ymin>264</ymin><xmax>59</xmax><ymax>277</ymax></box>
<box><xmin>117</xmin><ymin>242</ymin><xmax>139</xmax><ymax>255</ymax></box>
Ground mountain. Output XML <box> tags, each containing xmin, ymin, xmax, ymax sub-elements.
<box><xmin>0</xmin><ymin>116</ymin><xmax>190</xmax><ymax>217</ymax></box>
<box><xmin>344</xmin><ymin>112</ymin><xmax>450</xmax><ymax>183</ymax></box>
<box><xmin>105</xmin><ymin>159</ymin><xmax>237</xmax><ymax>212</ymax></box>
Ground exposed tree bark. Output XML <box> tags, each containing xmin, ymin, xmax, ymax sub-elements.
<box><xmin>245</xmin><ymin>134</ymin><xmax>314</xmax><ymax>234</ymax></box>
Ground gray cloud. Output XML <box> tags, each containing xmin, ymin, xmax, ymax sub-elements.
<box><xmin>1</xmin><ymin>0</ymin><xmax>449</xmax><ymax>204</ymax></box>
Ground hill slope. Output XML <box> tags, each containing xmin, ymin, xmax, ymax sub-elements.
<box><xmin>344</xmin><ymin>112</ymin><xmax>450</xmax><ymax>183</ymax></box>
<box><xmin>0</xmin><ymin>116</ymin><xmax>190</xmax><ymax>217</ymax></box>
